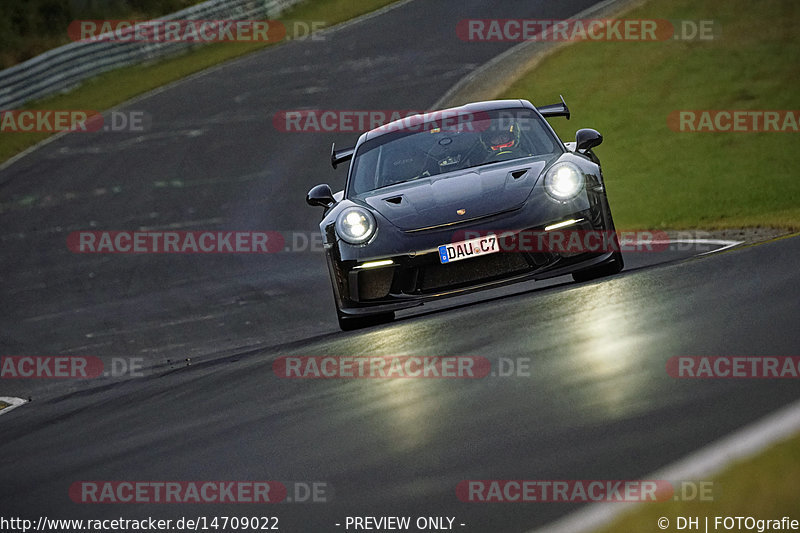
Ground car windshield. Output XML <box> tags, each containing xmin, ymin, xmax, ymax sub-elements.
<box><xmin>348</xmin><ymin>108</ymin><xmax>562</xmax><ymax>196</ymax></box>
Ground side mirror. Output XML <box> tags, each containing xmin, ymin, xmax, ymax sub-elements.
<box><xmin>306</xmin><ymin>183</ymin><xmax>336</xmax><ymax>208</ymax></box>
<box><xmin>576</xmin><ymin>128</ymin><xmax>603</xmax><ymax>152</ymax></box>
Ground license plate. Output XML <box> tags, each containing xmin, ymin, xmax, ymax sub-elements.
<box><xmin>438</xmin><ymin>235</ymin><xmax>499</xmax><ymax>264</ymax></box>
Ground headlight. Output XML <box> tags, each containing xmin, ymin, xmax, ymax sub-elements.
<box><xmin>544</xmin><ymin>162</ymin><xmax>584</xmax><ymax>201</ymax></box>
<box><xmin>335</xmin><ymin>206</ymin><xmax>376</xmax><ymax>244</ymax></box>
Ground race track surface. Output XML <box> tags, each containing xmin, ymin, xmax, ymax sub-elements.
<box><xmin>1</xmin><ymin>1</ymin><xmax>798</xmax><ymax>531</ymax></box>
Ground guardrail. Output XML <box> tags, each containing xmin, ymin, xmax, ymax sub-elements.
<box><xmin>0</xmin><ymin>0</ymin><xmax>302</xmax><ymax>109</ymax></box>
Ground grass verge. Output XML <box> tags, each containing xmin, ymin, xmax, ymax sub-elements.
<box><xmin>593</xmin><ymin>432</ymin><xmax>800</xmax><ymax>532</ymax></box>
<box><xmin>0</xmin><ymin>0</ymin><xmax>399</xmax><ymax>165</ymax></box>
<box><xmin>500</xmin><ymin>0</ymin><xmax>800</xmax><ymax>230</ymax></box>
<box><xmin>0</xmin><ymin>0</ymin><xmax>206</xmax><ymax>69</ymax></box>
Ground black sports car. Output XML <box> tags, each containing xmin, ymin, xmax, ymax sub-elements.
<box><xmin>306</xmin><ymin>98</ymin><xmax>623</xmax><ymax>330</ymax></box>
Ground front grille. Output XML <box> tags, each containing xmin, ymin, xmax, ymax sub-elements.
<box><xmin>418</xmin><ymin>252</ymin><xmax>532</xmax><ymax>292</ymax></box>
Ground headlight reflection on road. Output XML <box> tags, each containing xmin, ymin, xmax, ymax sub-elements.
<box><xmin>561</xmin><ymin>281</ymin><xmax>656</xmax><ymax>420</ymax></box>
<box><xmin>334</xmin><ymin>327</ymin><xmax>444</xmax><ymax>453</ymax></box>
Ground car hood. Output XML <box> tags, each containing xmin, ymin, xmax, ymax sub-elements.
<box><xmin>362</xmin><ymin>160</ymin><xmax>546</xmax><ymax>231</ymax></box>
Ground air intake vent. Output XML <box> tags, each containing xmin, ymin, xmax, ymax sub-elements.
<box><xmin>384</xmin><ymin>196</ymin><xmax>403</xmax><ymax>205</ymax></box>
<box><xmin>511</xmin><ymin>169</ymin><xmax>528</xmax><ymax>180</ymax></box>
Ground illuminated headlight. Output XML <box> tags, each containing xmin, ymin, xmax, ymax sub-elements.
<box><xmin>544</xmin><ymin>162</ymin><xmax>584</xmax><ymax>201</ymax></box>
<box><xmin>336</xmin><ymin>206</ymin><xmax>376</xmax><ymax>244</ymax></box>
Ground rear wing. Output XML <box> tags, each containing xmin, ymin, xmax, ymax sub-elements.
<box><xmin>536</xmin><ymin>95</ymin><xmax>570</xmax><ymax>120</ymax></box>
<box><xmin>331</xmin><ymin>143</ymin><xmax>355</xmax><ymax>169</ymax></box>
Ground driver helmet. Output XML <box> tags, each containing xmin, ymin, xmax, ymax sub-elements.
<box><xmin>481</xmin><ymin>121</ymin><xmax>521</xmax><ymax>152</ymax></box>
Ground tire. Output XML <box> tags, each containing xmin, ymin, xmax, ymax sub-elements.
<box><xmin>337</xmin><ymin>310</ymin><xmax>395</xmax><ymax>331</ymax></box>
<box><xmin>572</xmin><ymin>188</ymin><xmax>625</xmax><ymax>283</ymax></box>
<box><xmin>571</xmin><ymin>250</ymin><xmax>624</xmax><ymax>282</ymax></box>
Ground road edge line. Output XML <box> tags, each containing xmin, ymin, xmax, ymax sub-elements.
<box><xmin>0</xmin><ymin>396</ymin><xmax>29</xmax><ymax>416</ymax></box>
<box><xmin>431</xmin><ymin>0</ymin><xmax>649</xmax><ymax>109</ymax></box>
<box><xmin>525</xmin><ymin>396</ymin><xmax>800</xmax><ymax>533</ymax></box>
<box><xmin>0</xmin><ymin>0</ymin><xmax>415</xmax><ymax>175</ymax></box>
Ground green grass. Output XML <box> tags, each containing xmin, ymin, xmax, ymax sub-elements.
<box><xmin>0</xmin><ymin>0</ymin><xmax>398</xmax><ymax>164</ymax></box>
<box><xmin>500</xmin><ymin>0</ymin><xmax>800</xmax><ymax>230</ymax></box>
<box><xmin>593</xmin><ymin>432</ymin><xmax>800</xmax><ymax>532</ymax></box>
<box><xmin>0</xmin><ymin>0</ymin><xmax>206</xmax><ymax>69</ymax></box>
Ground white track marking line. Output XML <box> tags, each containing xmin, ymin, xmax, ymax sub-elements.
<box><xmin>315</xmin><ymin>0</ymin><xmax>416</xmax><ymax>37</ymax></box>
<box><xmin>431</xmin><ymin>0</ymin><xmax>636</xmax><ymax>108</ymax></box>
<box><xmin>526</xmin><ymin>396</ymin><xmax>800</xmax><ymax>533</ymax></box>
<box><xmin>646</xmin><ymin>239</ymin><xmax>744</xmax><ymax>255</ymax></box>
<box><xmin>0</xmin><ymin>397</ymin><xmax>28</xmax><ymax>416</ymax></box>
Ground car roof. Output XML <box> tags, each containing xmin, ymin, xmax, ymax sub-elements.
<box><xmin>359</xmin><ymin>99</ymin><xmax>536</xmax><ymax>143</ymax></box>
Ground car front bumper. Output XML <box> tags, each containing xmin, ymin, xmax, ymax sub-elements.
<box><xmin>326</xmin><ymin>186</ymin><xmax>617</xmax><ymax>316</ymax></box>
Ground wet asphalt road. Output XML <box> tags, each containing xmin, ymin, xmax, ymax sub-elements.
<box><xmin>1</xmin><ymin>1</ymin><xmax>799</xmax><ymax>532</ymax></box>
